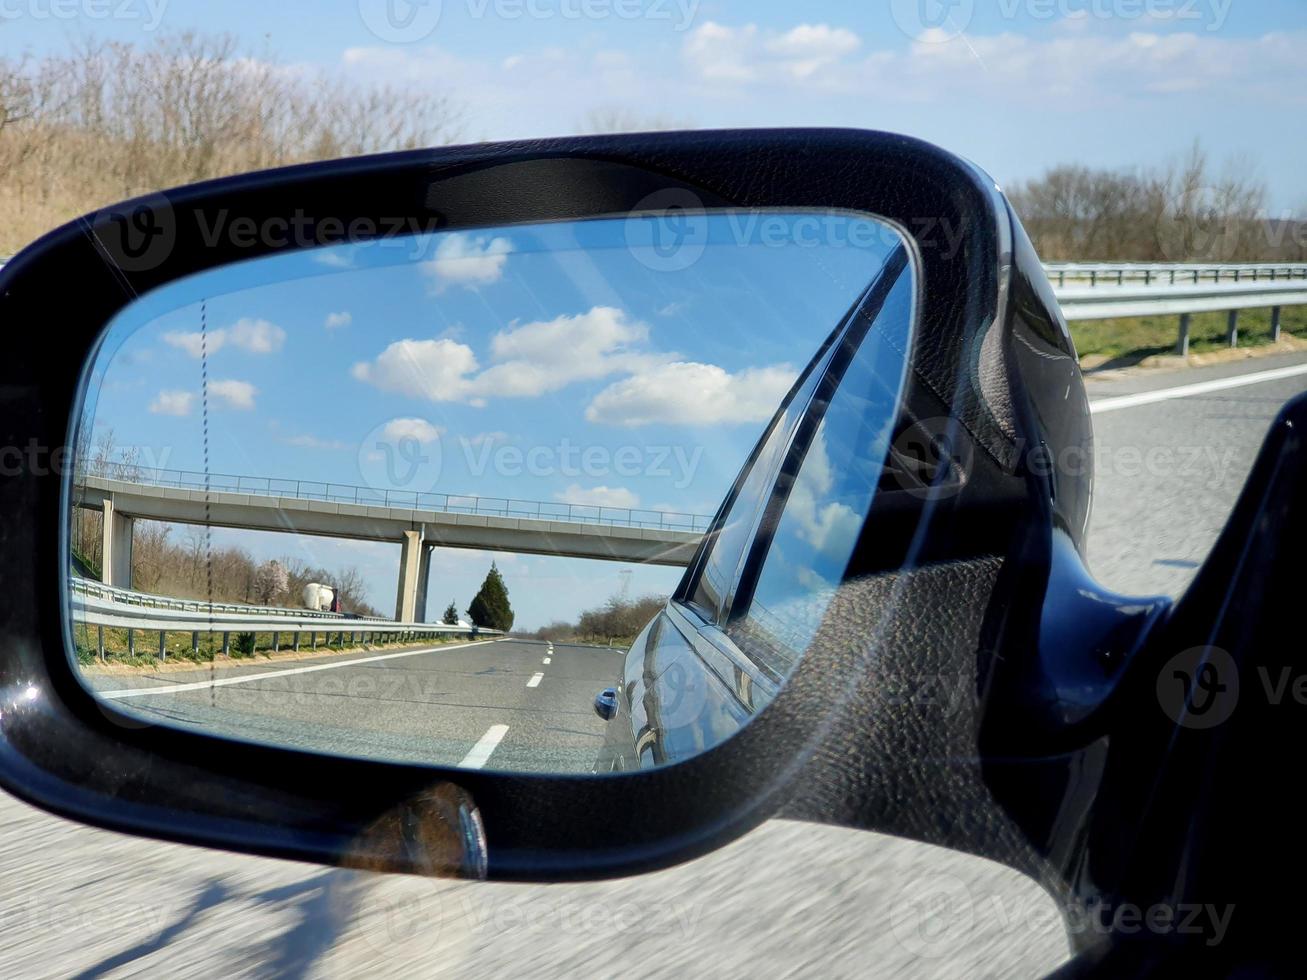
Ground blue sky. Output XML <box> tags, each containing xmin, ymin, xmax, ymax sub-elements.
<box><xmin>5</xmin><ymin>0</ymin><xmax>1307</xmax><ymax>209</ymax></box>
<box><xmin>85</xmin><ymin>214</ymin><xmax>903</xmax><ymax>626</ymax></box>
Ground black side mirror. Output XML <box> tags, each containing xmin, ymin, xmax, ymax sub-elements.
<box><xmin>0</xmin><ymin>129</ymin><xmax>1213</xmax><ymax>910</ymax></box>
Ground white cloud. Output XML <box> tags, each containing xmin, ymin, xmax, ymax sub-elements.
<box><xmin>227</xmin><ymin>318</ymin><xmax>286</xmax><ymax>354</ymax></box>
<box><xmin>149</xmin><ymin>390</ymin><xmax>194</xmax><ymax>417</ymax></box>
<box><xmin>161</xmin><ymin>332</ymin><xmax>212</xmax><ymax>358</ymax></box>
<box><xmin>585</xmin><ymin>361</ymin><xmax>796</xmax><ymax>427</ymax></box>
<box><xmin>313</xmin><ymin>250</ymin><xmax>354</xmax><ymax>269</ymax></box>
<box><xmin>351</xmin><ymin>306</ymin><xmax>660</xmax><ymax>405</ymax></box>
<box><xmin>685</xmin><ymin>21</ymin><xmax>862</xmax><ymax>83</ymax></box>
<box><xmin>765</xmin><ymin>24</ymin><xmax>861</xmax><ymax>78</ymax></box>
<box><xmin>163</xmin><ymin>317</ymin><xmax>285</xmax><ymax>359</ymax></box>
<box><xmin>683</xmin><ymin>21</ymin><xmax>760</xmax><ymax>82</ymax></box>
<box><xmin>473</xmin><ymin>306</ymin><xmax>657</xmax><ymax>398</ymax></box>
<box><xmin>555</xmin><ymin>484</ymin><xmax>640</xmax><ymax>510</ymax></box>
<box><xmin>324</xmin><ymin>311</ymin><xmax>352</xmax><ymax>330</ymax></box>
<box><xmin>350</xmin><ymin>338</ymin><xmax>481</xmax><ymax>402</ymax></box>
<box><xmin>210</xmin><ymin>379</ymin><xmax>257</xmax><ymax>410</ymax></box>
<box><xmin>380</xmin><ymin>417</ymin><xmax>443</xmax><ymax>444</ymax></box>
<box><xmin>421</xmin><ymin>233</ymin><xmax>513</xmax><ymax>292</ymax></box>
<box><xmin>782</xmin><ymin>424</ymin><xmax>864</xmax><ymax>561</ymax></box>
<box><xmin>675</xmin><ymin>21</ymin><xmax>1307</xmax><ymax>106</ymax></box>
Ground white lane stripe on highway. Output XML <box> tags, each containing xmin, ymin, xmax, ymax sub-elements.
<box><xmin>1089</xmin><ymin>363</ymin><xmax>1307</xmax><ymax>415</ymax></box>
<box><xmin>98</xmin><ymin>639</ymin><xmax>504</xmax><ymax>699</ymax></box>
<box><xmin>458</xmin><ymin>724</ymin><xmax>510</xmax><ymax>769</ymax></box>
<box><xmin>542</xmin><ymin>657</ymin><xmax>551</xmax><ymax>664</ymax></box>
<box><xmin>527</xmin><ymin>672</ymin><xmax>544</xmax><ymax>688</ymax></box>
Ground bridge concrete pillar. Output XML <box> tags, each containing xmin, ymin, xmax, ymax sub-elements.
<box><xmin>101</xmin><ymin>498</ymin><xmax>134</xmax><ymax>588</ymax></box>
<box><xmin>395</xmin><ymin>529</ymin><xmax>425</xmax><ymax>622</ymax></box>
<box><xmin>414</xmin><ymin>543</ymin><xmax>435</xmax><ymax>623</ymax></box>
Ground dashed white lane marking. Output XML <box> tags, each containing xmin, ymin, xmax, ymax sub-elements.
<box><xmin>542</xmin><ymin>657</ymin><xmax>552</xmax><ymax>665</ymax></box>
<box><xmin>1089</xmin><ymin>363</ymin><xmax>1307</xmax><ymax>415</ymax></box>
<box><xmin>458</xmin><ymin>724</ymin><xmax>510</xmax><ymax>769</ymax></box>
<box><xmin>527</xmin><ymin>672</ymin><xmax>544</xmax><ymax>688</ymax></box>
<box><xmin>97</xmin><ymin>639</ymin><xmax>504</xmax><ymax>699</ymax></box>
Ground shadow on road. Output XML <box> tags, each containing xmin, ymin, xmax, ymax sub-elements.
<box><xmin>68</xmin><ymin>870</ymin><xmax>370</xmax><ymax>980</ymax></box>
<box><xmin>69</xmin><ymin>879</ymin><xmax>233</xmax><ymax>980</ymax></box>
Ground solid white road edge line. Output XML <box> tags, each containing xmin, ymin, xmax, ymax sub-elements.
<box><xmin>97</xmin><ymin>638</ymin><xmax>505</xmax><ymax>699</ymax></box>
<box><xmin>1089</xmin><ymin>363</ymin><xmax>1307</xmax><ymax>415</ymax></box>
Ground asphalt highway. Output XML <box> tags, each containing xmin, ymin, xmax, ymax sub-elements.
<box><xmin>3</xmin><ymin>351</ymin><xmax>1306</xmax><ymax>977</ymax></box>
<box><xmin>89</xmin><ymin>639</ymin><xmax>622</xmax><ymax>774</ymax></box>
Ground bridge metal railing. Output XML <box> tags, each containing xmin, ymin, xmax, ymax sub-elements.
<box><xmin>82</xmin><ymin>466</ymin><xmax>715</xmax><ymax>534</ymax></box>
<box><xmin>70</xmin><ymin>578</ymin><xmax>497</xmax><ymax>662</ymax></box>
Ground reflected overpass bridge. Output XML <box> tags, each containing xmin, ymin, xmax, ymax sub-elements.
<box><xmin>73</xmin><ymin>470</ymin><xmax>709</xmax><ymax>623</ymax></box>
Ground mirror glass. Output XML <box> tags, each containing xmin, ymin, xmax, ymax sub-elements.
<box><xmin>66</xmin><ymin>210</ymin><xmax>915</xmax><ymax>773</ymax></box>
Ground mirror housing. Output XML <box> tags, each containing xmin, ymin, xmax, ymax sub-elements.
<box><xmin>0</xmin><ymin>128</ymin><xmax>1118</xmax><ymax>884</ymax></box>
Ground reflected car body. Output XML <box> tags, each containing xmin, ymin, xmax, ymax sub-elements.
<box><xmin>596</xmin><ymin>194</ymin><xmax>1090</xmax><ymax>772</ymax></box>
<box><xmin>594</xmin><ymin>601</ymin><xmax>773</xmax><ymax>772</ymax></box>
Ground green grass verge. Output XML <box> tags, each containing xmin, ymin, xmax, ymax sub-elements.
<box><xmin>1070</xmin><ymin>306</ymin><xmax>1307</xmax><ymax>363</ymax></box>
<box><xmin>72</xmin><ymin>623</ymin><xmax>464</xmax><ymax>668</ymax></box>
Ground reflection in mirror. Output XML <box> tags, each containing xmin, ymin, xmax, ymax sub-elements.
<box><xmin>66</xmin><ymin>211</ymin><xmax>915</xmax><ymax>774</ymax></box>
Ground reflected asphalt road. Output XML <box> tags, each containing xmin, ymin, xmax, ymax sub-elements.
<box><xmin>89</xmin><ymin>639</ymin><xmax>622</xmax><ymax>774</ymax></box>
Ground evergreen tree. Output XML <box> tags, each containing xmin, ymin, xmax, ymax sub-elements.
<box><xmin>442</xmin><ymin>600</ymin><xmax>459</xmax><ymax>626</ymax></box>
<box><xmin>467</xmin><ymin>562</ymin><xmax>513</xmax><ymax>631</ymax></box>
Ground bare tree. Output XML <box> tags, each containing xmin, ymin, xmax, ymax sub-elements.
<box><xmin>1009</xmin><ymin>141</ymin><xmax>1278</xmax><ymax>263</ymax></box>
<box><xmin>253</xmin><ymin>559</ymin><xmax>289</xmax><ymax>606</ymax></box>
<box><xmin>1</xmin><ymin>31</ymin><xmax>463</xmax><ymax>256</ymax></box>
<box><xmin>582</xmin><ymin>106</ymin><xmax>695</xmax><ymax>134</ymax></box>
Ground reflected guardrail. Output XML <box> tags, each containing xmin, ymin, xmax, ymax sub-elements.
<box><xmin>69</xmin><ymin>578</ymin><xmax>498</xmax><ymax>661</ymax></box>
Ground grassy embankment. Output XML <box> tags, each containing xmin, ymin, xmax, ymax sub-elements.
<box><xmin>73</xmin><ymin>624</ymin><xmax>468</xmax><ymax>670</ymax></box>
<box><xmin>1070</xmin><ymin>307</ymin><xmax>1307</xmax><ymax>367</ymax></box>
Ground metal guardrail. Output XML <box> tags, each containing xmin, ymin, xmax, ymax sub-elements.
<box><xmin>72</xmin><ymin>578</ymin><xmax>387</xmax><ymax>622</ymax></box>
<box><xmin>1044</xmin><ymin>262</ymin><xmax>1307</xmax><ymax>288</ymax></box>
<box><xmin>86</xmin><ymin>465</ymin><xmax>715</xmax><ymax>534</ymax></box>
<box><xmin>70</xmin><ymin>578</ymin><xmax>496</xmax><ymax>662</ymax></box>
<box><xmin>1047</xmin><ymin>264</ymin><xmax>1307</xmax><ymax>356</ymax></box>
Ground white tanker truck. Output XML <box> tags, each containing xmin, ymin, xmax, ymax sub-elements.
<box><xmin>303</xmin><ymin>582</ymin><xmax>341</xmax><ymax>613</ymax></box>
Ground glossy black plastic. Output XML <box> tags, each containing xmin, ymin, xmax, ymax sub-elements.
<box><xmin>0</xmin><ymin>129</ymin><xmax>1251</xmax><ymax>957</ymax></box>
